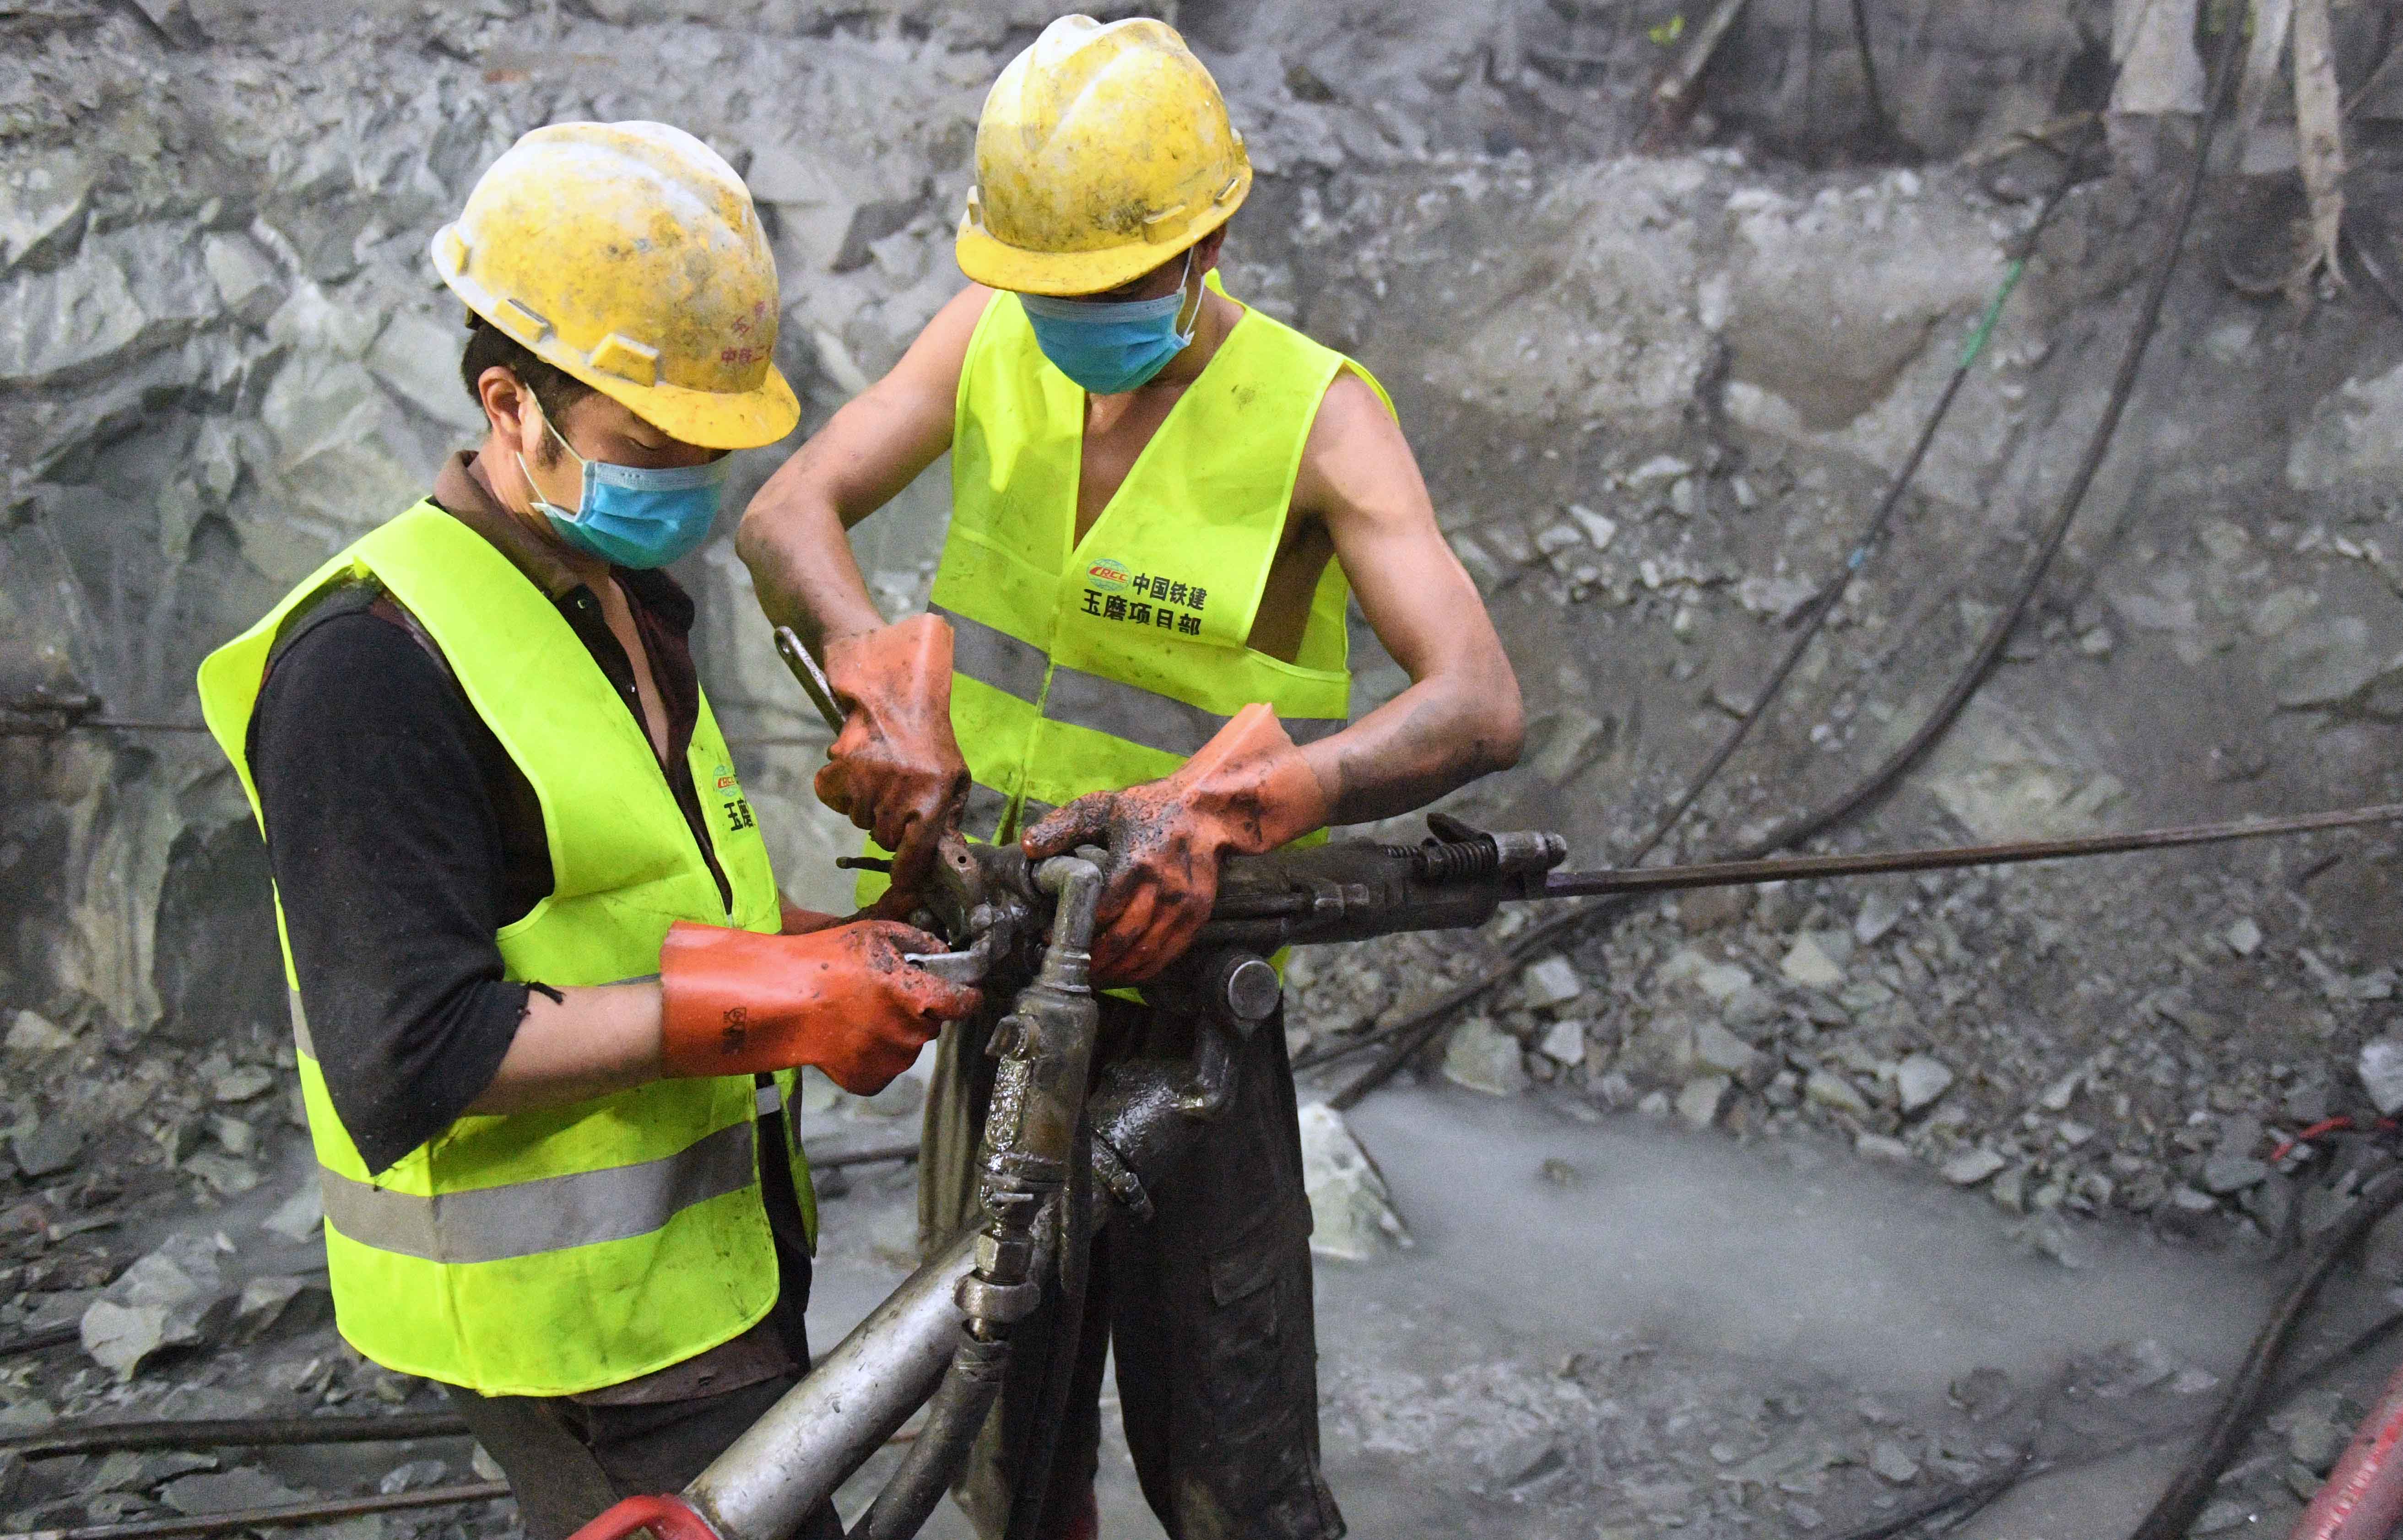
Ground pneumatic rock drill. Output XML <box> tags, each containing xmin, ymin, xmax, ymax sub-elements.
<box><xmin>561</xmin><ymin>795</ymin><xmax>2403</xmax><ymax>1540</ymax></box>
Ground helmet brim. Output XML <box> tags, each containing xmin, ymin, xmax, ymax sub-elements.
<box><xmin>954</xmin><ymin>176</ymin><xmax>1247</xmax><ymax>297</ymax></box>
<box><xmin>586</xmin><ymin>364</ymin><xmax>802</xmax><ymax>451</ymax></box>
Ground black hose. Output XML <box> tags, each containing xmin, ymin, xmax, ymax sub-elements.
<box><xmin>2128</xmin><ymin>1160</ymin><xmax>2403</xmax><ymax>1540</ymax></box>
<box><xmin>1620</xmin><ymin>154</ymin><xmax>2086</xmax><ymax>870</ymax></box>
<box><xmin>1732</xmin><ymin>8</ymin><xmax>2244</xmax><ymax>866</ymax></box>
<box><xmin>855</xmin><ymin>1332</ymin><xmax>1012</xmax><ymax>1540</ymax></box>
<box><xmin>806</xmin><ymin>1142</ymin><xmax>922</xmax><ymax>1171</ymax></box>
<box><xmin>0</xmin><ymin>1323</ymin><xmax>79</xmax><ymax>1359</ymax></box>
<box><xmin>1000</xmin><ymin>1123</ymin><xmax>1096</xmax><ymax>1540</ymax></box>
<box><xmin>1279</xmin><ymin>0</ymin><xmax>2215</xmax><ymax>1124</ymax></box>
<box><xmin>1847</xmin><ymin>0</ymin><xmax>1889</xmax><ymax>139</ymax></box>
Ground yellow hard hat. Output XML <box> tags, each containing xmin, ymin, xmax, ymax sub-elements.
<box><xmin>432</xmin><ymin>121</ymin><xmax>799</xmax><ymax>451</ymax></box>
<box><xmin>955</xmin><ymin>15</ymin><xmax>1250</xmax><ymax>297</ymax></box>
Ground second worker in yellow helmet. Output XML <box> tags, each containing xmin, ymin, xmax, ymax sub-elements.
<box><xmin>741</xmin><ymin>16</ymin><xmax>1526</xmax><ymax>1540</ymax></box>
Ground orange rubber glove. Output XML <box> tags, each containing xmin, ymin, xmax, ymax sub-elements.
<box><xmin>1021</xmin><ymin>704</ymin><xmax>1334</xmax><ymax>983</ymax></box>
<box><xmin>659</xmin><ymin>920</ymin><xmax>980</xmax><ymax>1094</ymax></box>
<box><xmin>814</xmin><ymin>616</ymin><xmax>971</xmax><ymax>901</ymax></box>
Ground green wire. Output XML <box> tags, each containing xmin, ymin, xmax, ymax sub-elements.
<box><xmin>1959</xmin><ymin>256</ymin><xmax>2026</xmax><ymax>370</ymax></box>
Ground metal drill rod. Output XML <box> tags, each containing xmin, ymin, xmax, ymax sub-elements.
<box><xmin>2</xmin><ymin>1410</ymin><xmax>469</xmax><ymax>1459</ymax></box>
<box><xmin>773</xmin><ymin>625</ymin><xmax>848</xmax><ymax>736</ymax></box>
<box><xmin>0</xmin><ymin>1481</ymin><xmax>512</xmax><ymax>1540</ymax></box>
<box><xmin>1539</xmin><ymin>802</ymin><xmax>2403</xmax><ymax>902</ymax></box>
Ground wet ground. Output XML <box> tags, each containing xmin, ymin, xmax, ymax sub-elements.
<box><xmin>806</xmin><ymin>1082</ymin><xmax>2387</xmax><ymax>1539</ymax></box>
<box><xmin>5</xmin><ymin>1070</ymin><xmax>2384</xmax><ymax>1537</ymax></box>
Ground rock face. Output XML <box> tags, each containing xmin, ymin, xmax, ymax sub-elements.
<box><xmin>2360</xmin><ymin>1038</ymin><xmax>2403</xmax><ymax>1116</ymax></box>
<box><xmin>2289</xmin><ymin>362</ymin><xmax>2403</xmax><ymax>491</ymax></box>
<box><xmin>80</xmin><ymin>1233</ymin><xmax>228</xmax><ymax>1382</ymax></box>
<box><xmin>1445</xmin><ymin>1017</ymin><xmax>1531</xmax><ymax>1098</ymax></box>
<box><xmin>1298</xmin><ymin>1102</ymin><xmax>1412</xmax><ymax>1262</ymax></box>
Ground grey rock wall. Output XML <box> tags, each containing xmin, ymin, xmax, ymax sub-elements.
<box><xmin>3</xmin><ymin>0</ymin><xmax>2399</xmax><ymax>1096</ymax></box>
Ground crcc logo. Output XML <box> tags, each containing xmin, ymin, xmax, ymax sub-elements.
<box><xmin>1085</xmin><ymin>556</ymin><xmax>1132</xmax><ymax>593</ymax></box>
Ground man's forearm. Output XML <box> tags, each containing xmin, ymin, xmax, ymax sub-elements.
<box><xmin>466</xmin><ymin>983</ymin><xmax>664</xmax><ymax>1115</ymax></box>
<box><xmin>733</xmin><ymin>480</ymin><xmax>887</xmax><ymax>651</ymax></box>
<box><xmin>1302</xmin><ymin>665</ymin><xmax>1526</xmax><ymax>827</ymax></box>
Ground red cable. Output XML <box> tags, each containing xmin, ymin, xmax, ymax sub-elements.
<box><xmin>2271</xmin><ymin>1118</ymin><xmax>2358</xmax><ymax>1166</ymax></box>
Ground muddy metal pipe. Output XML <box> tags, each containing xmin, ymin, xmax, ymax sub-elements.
<box><xmin>682</xmin><ymin>1227</ymin><xmax>982</xmax><ymax>1540</ymax></box>
<box><xmin>855</xmin><ymin>854</ymin><xmax>1105</xmax><ymax>1540</ymax></box>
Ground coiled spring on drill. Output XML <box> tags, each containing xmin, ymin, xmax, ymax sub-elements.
<box><xmin>1385</xmin><ymin>837</ymin><xmax>1499</xmax><ymax>883</ymax></box>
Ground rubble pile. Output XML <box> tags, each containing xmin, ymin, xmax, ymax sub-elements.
<box><xmin>0</xmin><ymin>1004</ymin><xmax>500</xmax><ymax>1532</ymax></box>
<box><xmin>1324</xmin><ymin>1328</ymin><xmax>2243</xmax><ymax>1536</ymax></box>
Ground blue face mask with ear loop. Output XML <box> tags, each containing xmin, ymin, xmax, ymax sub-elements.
<box><xmin>516</xmin><ymin>409</ymin><xmax>730</xmax><ymax>570</ymax></box>
<box><xmin>1017</xmin><ymin>249</ymin><xmax>1201</xmax><ymax>395</ymax></box>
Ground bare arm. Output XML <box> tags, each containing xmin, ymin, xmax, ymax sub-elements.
<box><xmin>735</xmin><ymin>285</ymin><xmax>996</xmax><ymax>651</ymax></box>
<box><xmin>465</xmin><ymin>985</ymin><xmax>664</xmax><ymax>1115</ymax></box>
<box><xmin>1292</xmin><ymin>373</ymin><xmax>1526</xmax><ymax>824</ymax></box>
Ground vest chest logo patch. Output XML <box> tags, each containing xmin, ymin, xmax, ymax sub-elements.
<box><xmin>1076</xmin><ymin>568</ymin><xmax>1209</xmax><ymax>638</ymax></box>
<box><xmin>713</xmin><ymin>763</ymin><xmax>756</xmax><ymax>834</ymax></box>
<box><xmin>1085</xmin><ymin>557</ymin><xmax>1132</xmax><ymax>592</ymax></box>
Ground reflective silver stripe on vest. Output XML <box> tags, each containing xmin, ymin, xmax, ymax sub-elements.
<box><xmin>1039</xmin><ymin>664</ymin><xmax>1336</xmax><ymax>760</ymax></box>
<box><xmin>932</xmin><ymin>605</ymin><xmax>1347</xmax><ymax>760</ymax></box>
<box><xmin>936</xmin><ymin>606</ymin><xmax>1049</xmax><ymax>706</ymax></box>
<box><xmin>319</xmin><ymin>1118</ymin><xmax>757</xmax><ymax>1266</ymax></box>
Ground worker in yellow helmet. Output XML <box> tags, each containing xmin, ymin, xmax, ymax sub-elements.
<box><xmin>195</xmin><ymin>122</ymin><xmax>979</xmax><ymax>1539</ymax></box>
<box><xmin>739</xmin><ymin>18</ymin><xmax>1524</xmax><ymax>1538</ymax></box>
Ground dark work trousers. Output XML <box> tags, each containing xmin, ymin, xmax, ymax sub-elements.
<box><xmin>444</xmin><ymin>1370</ymin><xmax>842</xmax><ymax>1540</ymax></box>
<box><xmin>443</xmin><ymin>1137</ymin><xmax>843</xmax><ymax>1540</ymax></box>
<box><xmin>920</xmin><ymin>996</ymin><xmax>1346</xmax><ymax>1540</ymax></box>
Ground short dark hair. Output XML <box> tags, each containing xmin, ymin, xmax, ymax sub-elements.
<box><xmin>458</xmin><ymin>313</ymin><xmax>596</xmax><ymax>427</ymax></box>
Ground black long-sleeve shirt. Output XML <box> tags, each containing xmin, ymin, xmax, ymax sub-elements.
<box><xmin>250</xmin><ymin>452</ymin><xmax>723</xmax><ymax>1173</ymax></box>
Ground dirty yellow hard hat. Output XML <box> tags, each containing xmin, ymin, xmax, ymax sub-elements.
<box><xmin>955</xmin><ymin>15</ymin><xmax>1251</xmax><ymax>297</ymax></box>
<box><xmin>432</xmin><ymin>121</ymin><xmax>799</xmax><ymax>451</ymax></box>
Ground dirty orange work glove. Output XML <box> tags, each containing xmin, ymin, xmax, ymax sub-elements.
<box><xmin>1021</xmin><ymin>703</ymin><xmax>1334</xmax><ymax>984</ymax></box>
<box><xmin>659</xmin><ymin>920</ymin><xmax>980</xmax><ymax>1094</ymax></box>
<box><xmin>814</xmin><ymin>615</ymin><xmax>971</xmax><ymax>900</ymax></box>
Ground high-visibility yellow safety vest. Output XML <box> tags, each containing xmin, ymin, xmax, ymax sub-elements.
<box><xmin>922</xmin><ymin>279</ymin><xmax>1391</xmax><ymax>860</ymax></box>
<box><xmin>197</xmin><ymin>503</ymin><xmax>809</xmax><ymax>1398</ymax></box>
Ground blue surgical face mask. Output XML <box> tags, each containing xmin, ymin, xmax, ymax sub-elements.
<box><xmin>517</xmin><ymin>411</ymin><xmax>729</xmax><ymax>570</ymax></box>
<box><xmin>1017</xmin><ymin>250</ymin><xmax>1200</xmax><ymax>395</ymax></box>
